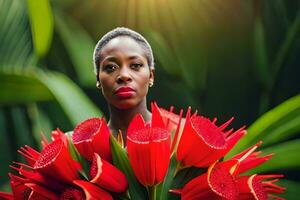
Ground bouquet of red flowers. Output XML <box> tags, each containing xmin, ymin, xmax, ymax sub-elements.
<box><xmin>0</xmin><ymin>103</ymin><xmax>285</xmax><ymax>199</ymax></box>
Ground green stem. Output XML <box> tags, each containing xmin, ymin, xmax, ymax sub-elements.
<box><xmin>148</xmin><ymin>185</ymin><xmax>157</xmax><ymax>200</ymax></box>
<box><xmin>174</xmin><ymin>162</ymin><xmax>188</xmax><ymax>176</ymax></box>
<box><xmin>174</xmin><ymin>162</ymin><xmax>181</xmax><ymax>176</ymax></box>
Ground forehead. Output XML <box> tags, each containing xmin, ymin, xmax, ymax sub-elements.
<box><xmin>100</xmin><ymin>36</ymin><xmax>147</xmax><ymax>60</ymax></box>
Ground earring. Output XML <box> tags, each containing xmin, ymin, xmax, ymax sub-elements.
<box><xmin>96</xmin><ymin>81</ymin><xmax>101</xmax><ymax>89</ymax></box>
<box><xmin>149</xmin><ymin>82</ymin><xmax>154</xmax><ymax>88</ymax></box>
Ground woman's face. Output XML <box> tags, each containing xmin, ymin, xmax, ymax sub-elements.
<box><xmin>98</xmin><ymin>36</ymin><xmax>154</xmax><ymax>109</ymax></box>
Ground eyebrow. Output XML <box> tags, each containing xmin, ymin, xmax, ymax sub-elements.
<box><xmin>103</xmin><ymin>54</ymin><xmax>144</xmax><ymax>63</ymax></box>
<box><xmin>103</xmin><ymin>56</ymin><xmax>118</xmax><ymax>62</ymax></box>
<box><xmin>128</xmin><ymin>55</ymin><xmax>143</xmax><ymax>60</ymax></box>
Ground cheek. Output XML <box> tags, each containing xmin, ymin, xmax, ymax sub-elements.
<box><xmin>98</xmin><ymin>75</ymin><xmax>115</xmax><ymax>96</ymax></box>
<box><xmin>99</xmin><ymin>73</ymin><xmax>113</xmax><ymax>87</ymax></box>
<box><xmin>137</xmin><ymin>74</ymin><xmax>150</xmax><ymax>93</ymax></box>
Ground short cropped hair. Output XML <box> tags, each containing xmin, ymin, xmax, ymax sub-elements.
<box><xmin>93</xmin><ymin>27</ymin><xmax>154</xmax><ymax>74</ymax></box>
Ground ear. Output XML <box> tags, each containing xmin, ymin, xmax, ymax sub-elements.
<box><xmin>149</xmin><ymin>67</ymin><xmax>155</xmax><ymax>83</ymax></box>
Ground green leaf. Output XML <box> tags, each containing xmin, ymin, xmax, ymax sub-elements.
<box><xmin>278</xmin><ymin>179</ymin><xmax>300</xmax><ymax>199</ymax></box>
<box><xmin>54</xmin><ymin>10</ymin><xmax>95</xmax><ymax>86</ymax></box>
<box><xmin>0</xmin><ymin>0</ymin><xmax>33</xmax><ymax>69</ymax></box>
<box><xmin>171</xmin><ymin>166</ymin><xmax>206</xmax><ymax>190</ymax></box>
<box><xmin>227</xmin><ymin>94</ymin><xmax>300</xmax><ymax>157</ymax></box>
<box><xmin>146</xmin><ymin>32</ymin><xmax>180</xmax><ymax>77</ymax></box>
<box><xmin>271</xmin><ymin>12</ymin><xmax>300</xmax><ymax>88</ymax></box>
<box><xmin>26</xmin><ymin>0</ymin><xmax>54</xmax><ymax>57</ymax></box>
<box><xmin>37</xmin><ymin>70</ymin><xmax>102</xmax><ymax>126</ymax></box>
<box><xmin>27</xmin><ymin>103</ymin><xmax>54</xmax><ymax>148</ymax></box>
<box><xmin>110</xmin><ymin>135</ymin><xmax>148</xmax><ymax>200</ymax></box>
<box><xmin>160</xmin><ymin>164</ymin><xmax>206</xmax><ymax>200</ymax></box>
<box><xmin>253</xmin><ymin>15</ymin><xmax>270</xmax><ymax>90</ymax></box>
<box><xmin>0</xmin><ymin>110</ymin><xmax>13</xmax><ymax>187</ymax></box>
<box><xmin>262</xmin><ymin>110</ymin><xmax>300</xmax><ymax>145</ymax></box>
<box><xmin>11</xmin><ymin>107</ymin><xmax>34</xmax><ymax>147</ymax></box>
<box><xmin>0</xmin><ymin>71</ymin><xmax>54</xmax><ymax>105</ymax></box>
<box><xmin>247</xmin><ymin>139</ymin><xmax>300</xmax><ymax>173</ymax></box>
<box><xmin>0</xmin><ymin>70</ymin><xmax>102</xmax><ymax>126</ymax></box>
<box><xmin>157</xmin><ymin>154</ymin><xmax>178</xmax><ymax>200</ymax></box>
<box><xmin>0</xmin><ymin>181</ymin><xmax>11</xmax><ymax>193</ymax></box>
<box><xmin>66</xmin><ymin>132</ymin><xmax>89</xmax><ymax>180</ymax></box>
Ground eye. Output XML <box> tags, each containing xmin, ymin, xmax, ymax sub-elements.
<box><xmin>130</xmin><ymin>63</ymin><xmax>143</xmax><ymax>70</ymax></box>
<box><xmin>103</xmin><ymin>64</ymin><xmax>118</xmax><ymax>73</ymax></box>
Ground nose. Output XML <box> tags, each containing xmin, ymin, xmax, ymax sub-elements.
<box><xmin>117</xmin><ymin>67</ymin><xmax>132</xmax><ymax>84</ymax></box>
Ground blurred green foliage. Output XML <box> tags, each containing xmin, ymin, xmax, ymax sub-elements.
<box><xmin>0</xmin><ymin>0</ymin><xmax>299</xmax><ymax>197</ymax></box>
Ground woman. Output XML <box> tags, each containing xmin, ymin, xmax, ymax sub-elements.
<box><xmin>93</xmin><ymin>27</ymin><xmax>155</xmax><ymax>140</ymax></box>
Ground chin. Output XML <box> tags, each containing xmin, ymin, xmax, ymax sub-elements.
<box><xmin>113</xmin><ymin>99</ymin><xmax>139</xmax><ymax>110</ymax></box>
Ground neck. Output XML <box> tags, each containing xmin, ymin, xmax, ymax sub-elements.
<box><xmin>108</xmin><ymin>99</ymin><xmax>151</xmax><ymax>140</ymax></box>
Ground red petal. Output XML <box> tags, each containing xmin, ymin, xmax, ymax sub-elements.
<box><xmin>127</xmin><ymin>125</ymin><xmax>171</xmax><ymax>186</ymax></box>
<box><xmin>60</xmin><ymin>187</ymin><xmax>85</xmax><ymax>200</ymax></box>
<box><xmin>238</xmin><ymin>154</ymin><xmax>273</xmax><ymax>174</ymax></box>
<box><xmin>161</xmin><ymin>106</ymin><xmax>174</xmax><ymax>129</ymax></box>
<box><xmin>51</xmin><ymin>128</ymin><xmax>68</xmax><ymax>147</ymax></box>
<box><xmin>72</xmin><ymin>118</ymin><xmax>112</xmax><ymax>162</ymax></box>
<box><xmin>170</xmin><ymin>109</ymin><xmax>184</xmax><ymax>153</ymax></box>
<box><xmin>73</xmin><ymin>180</ymin><xmax>113</xmax><ymax>200</ymax></box>
<box><xmin>218</xmin><ymin>117</ymin><xmax>234</xmax><ymax>131</ymax></box>
<box><xmin>127</xmin><ymin>114</ymin><xmax>146</xmax><ymax>136</ymax></box>
<box><xmin>216</xmin><ymin>159</ymin><xmax>240</xmax><ymax>176</ymax></box>
<box><xmin>18</xmin><ymin>145</ymin><xmax>40</xmax><ymax>167</ymax></box>
<box><xmin>228</xmin><ymin>141</ymin><xmax>272</xmax><ymax>174</ymax></box>
<box><xmin>151</xmin><ymin>102</ymin><xmax>166</xmax><ymax>129</ymax></box>
<box><xmin>178</xmin><ymin>172</ymin><xmax>222</xmax><ymax>200</ymax></box>
<box><xmin>8</xmin><ymin>173</ymin><xmax>31</xmax><ymax>199</ymax></box>
<box><xmin>92</xmin><ymin>119</ymin><xmax>112</xmax><ymax>162</ymax></box>
<box><xmin>237</xmin><ymin>174</ymin><xmax>285</xmax><ymax>200</ymax></box>
<box><xmin>25</xmin><ymin>183</ymin><xmax>58</xmax><ymax>200</ymax></box>
<box><xmin>177</xmin><ymin>116</ymin><xmax>229</xmax><ymax>167</ymax></box>
<box><xmin>259</xmin><ymin>175</ymin><xmax>286</xmax><ymax>194</ymax></box>
<box><xmin>222</xmin><ymin>128</ymin><xmax>246</xmax><ymax>158</ymax></box>
<box><xmin>151</xmin><ymin>132</ymin><xmax>171</xmax><ymax>183</ymax></box>
<box><xmin>40</xmin><ymin>131</ymin><xmax>49</xmax><ymax>149</ymax></box>
<box><xmin>0</xmin><ymin>191</ymin><xmax>14</xmax><ymax>200</ymax></box>
<box><xmin>13</xmin><ymin>166</ymin><xmax>66</xmax><ymax>191</ymax></box>
<box><xmin>127</xmin><ymin>130</ymin><xmax>153</xmax><ymax>185</ymax></box>
<box><xmin>237</xmin><ymin>175</ymin><xmax>268</xmax><ymax>200</ymax></box>
<box><xmin>208</xmin><ymin>162</ymin><xmax>238</xmax><ymax>199</ymax></box>
<box><xmin>34</xmin><ymin>139</ymin><xmax>80</xmax><ymax>184</ymax></box>
<box><xmin>158</xmin><ymin>105</ymin><xmax>181</xmax><ymax>133</ymax></box>
<box><xmin>90</xmin><ymin>153</ymin><xmax>128</xmax><ymax>193</ymax></box>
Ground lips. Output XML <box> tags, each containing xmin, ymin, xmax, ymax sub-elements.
<box><xmin>114</xmin><ymin>86</ymin><xmax>135</xmax><ymax>98</ymax></box>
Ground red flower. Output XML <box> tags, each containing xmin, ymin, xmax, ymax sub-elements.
<box><xmin>158</xmin><ymin>105</ymin><xmax>181</xmax><ymax>133</ymax></box>
<box><xmin>172</xmin><ymin>142</ymin><xmax>285</xmax><ymax>200</ymax></box>
<box><xmin>0</xmin><ymin>173</ymin><xmax>59</xmax><ymax>200</ymax></box>
<box><xmin>25</xmin><ymin>183</ymin><xmax>58</xmax><ymax>199</ymax></box>
<box><xmin>237</xmin><ymin>174</ymin><xmax>285</xmax><ymax>200</ymax></box>
<box><xmin>176</xmin><ymin>113</ymin><xmax>246</xmax><ymax>167</ymax></box>
<box><xmin>127</xmin><ymin>103</ymin><xmax>171</xmax><ymax>186</ymax></box>
<box><xmin>60</xmin><ymin>187</ymin><xmax>85</xmax><ymax>200</ymax></box>
<box><xmin>89</xmin><ymin>153</ymin><xmax>128</xmax><ymax>193</ymax></box>
<box><xmin>9</xmin><ymin>174</ymin><xmax>32</xmax><ymax>199</ymax></box>
<box><xmin>2</xmin><ymin>141</ymin><xmax>115</xmax><ymax>200</ymax></box>
<box><xmin>34</xmin><ymin>139</ymin><xmax>81</xmax><ymax>184</ymax></box>
<box><xmin>72</xmin><ymin>118</ymin><xmax>112</xmax><ymax>162</ymax></box>
<box><xmin>230</xmin><ymin>142</ymin><xmax>285</xmax><ymax>199</ymax></box>
<box><xmin>41</xmin><ymin>128</ymin><xmax>68</xmax><ymax>149</ymax></box>
<box><xmin>171</xmin><ymin>161</ymin><xmax>239</xmax><ymax>200</ymax></box>
<box><xmin>0</xmin><ymin>191</ymin><xmax>13</xmax><ymax>200</ymax></box>
<box><xmin>17</xmin><ymin>145</ymin><xmax>41</xmax><ymax>167</ymax></box>
<box><xmin>73</xmin><ymin>180</ymin><xmax>113</xmax><ymax>200</ymax></box>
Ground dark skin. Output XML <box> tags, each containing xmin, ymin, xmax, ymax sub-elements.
<box><xmin>96</xmin><ymin>36</ymin><xmax>154</xmax><ymax>140</ymax></box>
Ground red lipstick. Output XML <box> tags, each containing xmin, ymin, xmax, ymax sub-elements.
<box><xmin>114</xmin><ymin>86</ymin><xmax>135</xmax><ymax>98</ymax></box>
